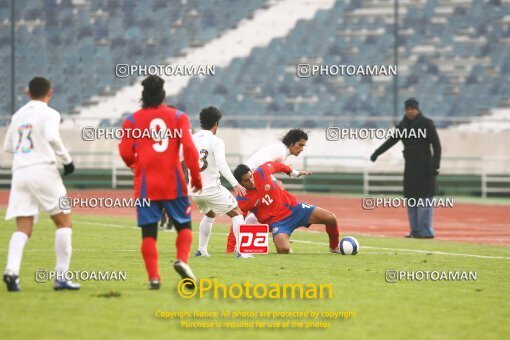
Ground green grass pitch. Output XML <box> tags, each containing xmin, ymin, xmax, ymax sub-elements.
<box><xmin>1</xmin><ymin>211</ymin><xmax>509</xmax><ymax>339</ymax></box>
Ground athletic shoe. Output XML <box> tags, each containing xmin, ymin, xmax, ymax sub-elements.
<box><xmin>234</xmin><ymin>245</ymin><xmax>254</xmax><ymax>258</ymax></box>
<box><xmin>173</xmin><ymin>260</ymin><xmax>196</xmax><ymax>289</ymax></box>
<box><xmin>404</xmin><ymin>234</ymin><xmax>434</xmax><ymax>239</ymax></box>
<box><xmin>194</xmin><ymin>250</ymin><xmax>211</xmax><ymax>257</ymax></box>
<box><xmin>148</xmin><ymin>278</ymin><xmax>160</xmax><ymax>290</ymax></box>
<box><xmin>235</xmin><ymin>252</ymin><xmax>254</xmax><ymax>259</ymax></box>
<box><xmin>329</xmin><ymin>248</ymin><xmax>341</xmax><ymax>254</ymax></box>
<box><xmin>53</xmin><ymin>280</ymin><xmax>81</xmax><ymax>291</ymax></box>
<box><xmin>3</xmin><ymin>273</ymin><xmax>20</xmax><ymax>292</ymax></box>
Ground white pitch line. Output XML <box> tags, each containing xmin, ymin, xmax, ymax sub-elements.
<box><xmin>291</xmin><ymin>239</ymin><xmax>510</xmax><ymax>260</ymax></box>
<box><xmin>72</xmin><ymin>219</ymin><xmax>510</xmax><ymax>260</ymax></box>
<box><xmin>79</xmin><ymin>221</ymin><xmax>130</xmax><ymax>228</ymax></box>
<box><xmin>363</xmin><ymin>246</ymin><xmax>510</xmax><ymax>260</ymax></box>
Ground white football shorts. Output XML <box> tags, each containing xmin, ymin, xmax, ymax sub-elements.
<box><xmin>5</xmin><ymin>163</ymin><xmax>70</xmax><ymax>220</ymax></box>
<box><xmin>191</xmin><ymin>185</ymin><xmax>237</xmax><ymax>215</ymax></box>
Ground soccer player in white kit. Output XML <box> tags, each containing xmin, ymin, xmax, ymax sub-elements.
<box><xmin>244</xmin><ymin>129</ymin><xmax>308</xmax><ymax>170</ymax></box>
<box><xmin>225</xmin><ymin>129</ymin><xmax>309</xmax><ymax>252</ymax></box>
<box><xmin>190</xmin><ymin>107</ymin><xmax>251</xmax><ymax>258</ymax></box>
<box><xmin>2</xmin><ymin>77</ymin><xmax>79</xmax><ymax>291</ymax></box>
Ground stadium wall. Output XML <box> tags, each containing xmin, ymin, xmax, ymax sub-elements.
<box><xmin>1</xmin><ymin>128</ymin><xmax>509</xmax><ymax>197</ymax></box>
<box><xmin>1</xmin><ymin>128</ymin><xmax>509</xmax><ymax>173</ymax></box>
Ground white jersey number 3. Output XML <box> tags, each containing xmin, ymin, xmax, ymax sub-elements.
<box><xmin>150</xmin><ymin>118</ymin><xmax>168</xmax><ymax>152</ymax></box>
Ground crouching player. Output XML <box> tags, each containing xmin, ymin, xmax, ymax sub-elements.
<box><xmin>233</xmin><ymin>162</ymin><xmax>341</xmax><ymax>254</ymax></box>
<box><xmin>119</xmin><ymin>75</ymin><xmax>202</xmax><ymax>289</ymax></box>
<box><xmin>226</xmin><ymin>128</ymin><xmax>309</xmax><ymax>252</ymax></box>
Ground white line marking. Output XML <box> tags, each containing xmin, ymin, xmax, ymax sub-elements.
<box><xmin>79</xmin><ymin>221</ymin><xmax>129</xmax><ymax>228</ymax></box>
<box><xmin>291</xmin><ymin>239</ymin><xmax>510</xmax><ymax>260</ymax></box>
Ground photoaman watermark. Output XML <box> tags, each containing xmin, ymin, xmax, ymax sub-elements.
<box><xmin>177</xmin><ymin>278</ymin><xmax>333</xmax><ymax>299</ymax></box>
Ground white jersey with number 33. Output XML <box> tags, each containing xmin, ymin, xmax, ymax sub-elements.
<box><xmin>191</xmin><ymin>130</ymin><xmax>238</xmax><ymax>195</ymax></box>
<box><xmin>3</xmin><ymin>100</ymin><xmax>71</xmax><ymax>171</ymax></box>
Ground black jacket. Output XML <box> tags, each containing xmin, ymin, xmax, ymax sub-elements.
<box><xmin>373</xmin><ymin>113</ymin><xmax>441</xmax><ymax>198</ymax></box>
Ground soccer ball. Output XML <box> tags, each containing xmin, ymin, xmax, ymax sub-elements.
<box><xmin>339</xmin><ymin>236</ymin><xmax>359</xmax><ymax>255</ymax></box>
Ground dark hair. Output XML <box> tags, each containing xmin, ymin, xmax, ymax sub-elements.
<box><xmin>281</xmin><ymin>128</ymin><xmax>308</xmax><ymax>147</ymax></box>
<box><xmin>234</xmin><ymin>164</ymin><xmax>251</xmax><ymax>184</ymax></box>
<box><xmin>404</xmin><ymin>98</ymin><xmax>419</xmax><ymax>110</ymax></box>
<box><xmin>141</xmin><ymin>75</ymin><xmax>165</xmax><ymax>108</ymax></box>
<box><xmin>199</xmin><ymin>106</ymin><xmax>222</xmax><ymax>130</ymax></box>
<box><xmin>29</xmin><ymin>77</ymin><xmax>51</xmax><ymax>98</ymax></box>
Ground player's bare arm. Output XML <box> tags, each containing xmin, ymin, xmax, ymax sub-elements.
<box><xmin>179</xmin><ymin>114</ymin><xmax>202</xmax><ymax>193</ymax></box>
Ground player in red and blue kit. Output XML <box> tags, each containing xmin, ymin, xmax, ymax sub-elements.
<box><xmin>119</xmin><ymin>75</ymin><xmax>202</xmax><ymax>289</ymax></box>
<box><xmin>233</xmin><ymin>162</ymin><xmax>341</xmax><ymax>254</ymax></box>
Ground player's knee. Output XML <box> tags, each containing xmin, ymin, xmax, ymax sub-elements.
<box><xmin>327</xmin><ymin>212</ymin><xmax>337</xmax><ymax>225</ymax></box>
<box><xmin>274</xmin><ymin>240</ymin><xmax>291</xmax><ymax>254</ymax></box>
<box><xmin>227</xmin><ymin>206</ymin><xmax>242</xmax><ymax>217</ymax></box>
<box><xmin>51</xmin><ymin>213</ymin><xmax>72</xmax><ymax>228</ymax></box>
<box><xmin>276</xmin><ymin>246</ymin><xmax>291</xmax><ymax>254</ymax></box>
<box><xmin>16</xmin><ymin>221</ymin><xmax>33</xmax><ymax>238</ymax></box>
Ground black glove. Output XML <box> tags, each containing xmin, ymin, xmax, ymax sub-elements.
<box><xmin>370</xmin><ymin>152</ymin><xmax>378</xmax><ymax>162</ymax></box>
<box><xmin>63</xmin><ymin>162</ymin><xmax>75</xmax><ymax>176</ymax></box>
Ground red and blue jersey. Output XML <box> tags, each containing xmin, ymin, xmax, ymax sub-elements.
<box><xmin>118</xmin><ymin>105</ymin><xmax>201</xmax><ymax>201</ymax></box>
<box><xmin>236</xmin><ymin>162</ymin><xmax>297</xmax><ymax>224</ymax></box>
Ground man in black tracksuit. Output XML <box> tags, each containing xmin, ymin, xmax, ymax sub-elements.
<box><xmin>370</xmin><ymin>98</ymin><xmax>441</xmax><ymax>238</ymax></box>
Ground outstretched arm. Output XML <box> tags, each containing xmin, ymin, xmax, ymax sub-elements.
<box><xmin>266</xmin><ymin>161</ymin><xmax>312</xmax><ymax>178</ymax></box>
<box><xmin>213</xmin><ymin>138</ymin><xmax>246</xmax><ymax>196</ymax></box>
<box><xmin>289</xmin><ymin>169</ymin><xmax>312</xmax><ymax>177</ymax></box>
<box><xmin>370</xmin><ymin>127</ymin><xmax>400</xmax><ymax>162</ymax></box>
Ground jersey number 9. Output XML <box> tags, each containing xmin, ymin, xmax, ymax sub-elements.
<box><xmin>150</xmin><ymin>118</ymin><xmax>168</xmax><ymax>152</ymax></box>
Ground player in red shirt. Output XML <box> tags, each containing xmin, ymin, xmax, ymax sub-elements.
<box><xmin>233</xmin><ymin>162</ymin><xmax>340</xmax><ymax>254</ymax></box>
<box><xmin>119</xmin><ymin>75</ymin><xmax>202</xmax><ymax>289</ymax></box>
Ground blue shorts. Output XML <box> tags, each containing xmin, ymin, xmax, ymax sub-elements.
<box><xmin>136</xmin><ymin>197</ymin><xmax>191</xmax><ymax>227</ymax></box>
<box><xmin>270</xmin><ymin>202</ymin><xmax>316</xmax><ymax>237</ymax></box>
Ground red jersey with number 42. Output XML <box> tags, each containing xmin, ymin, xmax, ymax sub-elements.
<box><xmin>118</xmin><ymin>105</ymin><xmax>201</xmax><ymax>200</ymax></box>
<box><xmin>236</xmin><ymin>162</ymin><xmax>297</xmax><ymax>224</ymax></box>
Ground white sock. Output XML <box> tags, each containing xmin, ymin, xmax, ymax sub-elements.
<box><xmin>198</xmin><ymin>216</ymin><xmax>215</xmax><ymax>252</ymax></box>
<box><xmin>5</xmin><ymin>231</ymin><xmax>29</xmax><ymax>276</ymax></box>
<box><xmin>55</xmin><ymin>228</ymin><xmax>72</xmax><ymax>277</ymax></box>
<box><xmin>231</xmin><ymin>215</ymin><xmax>245</xmax><ymax>251</ymax></box>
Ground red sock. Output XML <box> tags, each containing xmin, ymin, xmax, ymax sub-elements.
<box><xmin>326</xmin><ymin>224</ymin><xmax>340</xmax><ymax>249</ymax></box>
<box><xmin>176</xmin><ymin>228</ymin><xmax>192</xmax><ymax>263</ymax></box>
<box><xmin>226</xmin><ymin>225</ymin><xmax>236</xmax><ymax>253</ymax></box>
<box><xmin>141</xmin><ymin>237</ymin><xmax>160</xmax><ymax>281</ymax></box>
